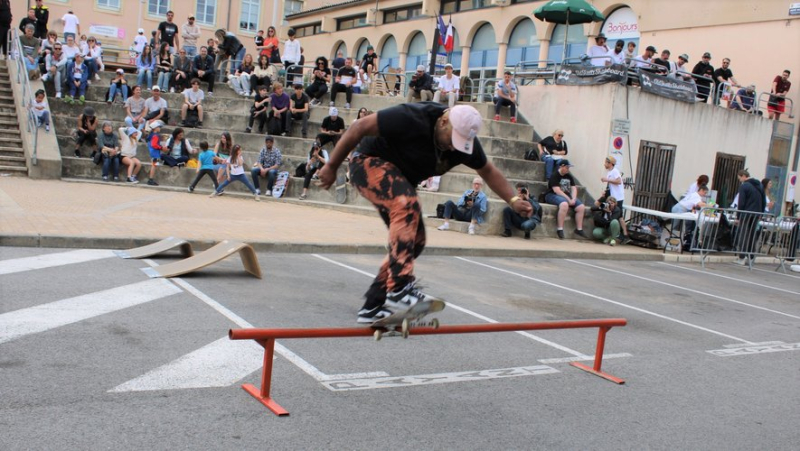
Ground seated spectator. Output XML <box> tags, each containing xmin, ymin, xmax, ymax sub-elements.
<box><xmin>296</xmin><ymin>141</ymin><xmax>329</xmax><ymax>200</ymax></box>
<box><xmin>144</xmin><ymin>85</ymin><xmax>170</xmax><ymax>129</ymax></box>
<box><xmin>245</xmin><ymin>85</ymin><xmax>270</xmax><ymax>133</ymax></box>
<box><xmin>188</xmin><ymin>140</ymin><xmax>219</xmax><ymax>192</ymax></box>
<box><xmin>107</xmin><ymin>69</ymin><xmax>129</xmax><ymax>104</ymax></box>
<box><xmin>354</xmin><ymin>68</ymin><xmax>370</xmax><ymax>94</ymax></box>
<box><xmin>180</xmin><ymin>78</ymin><xmax>204</xmax><ymax>127</ymax></box>
<box><xmin>124</xmin><ymin>85</ymin><xmax>147</xmax><ymax>131</ymax></box>
<box><xmin>249</xmin><ymin>54</ymin><xmax>274</xmax><ymax>96</ymax></box>
<box><xmin>330</xmin><ymin>57</ymin><xmax>357</xmax><ymax>109</ymax></box>
<box><xmin>40</xmin><ymin>31</ymin><xmax>60</xmax><ymax>61</ymax></box>
<box><xmin>83</xmin><ymin>36</ymin><xmax>103</xmax><ymax>82</ymax></box>
<box><xmin>118</xmin><ymin>126</ymin><xmax>142</xmax><ymax>184</ymax></box>
<box><xmin>316</xmin><ymin>107</ymin><xmax>345</xmax><ymax>149</ymax></box>
<box><xmin>229</xmin><ymin>53</ymin><xmax>255</xmax><ymax>96</ymax></box>
<box><xmin>538</xmin><ymin>129</ymin><xmax>568</xmax><ymax>181</ymax></box>
<box><xmin>62</xmin><ymin>35</ymin><xmax>81</xmax><ymax>61</ymax></box>
<box><xmin>162</xmin><ymin>127</ymin><xmax>193</xmax><ymax>167</ymax></box>
<box><xmin>501</xmin><ymin>182</ymin><xmax>542</xmax><ymax>239</ymax></box>
<box><xmin>608</xmin><ymin>40</ymin><xmax>626</xmax><ymax>65</ymax></box>
<box><xmin>438</xmin><ymin>177</ymin><xmax>488</xmax><ymax>235</ymax></box>
<box><xmin>493</xmin><ymin>71</ymin><xmax>517</xmax><ymax>123</ymax></box>
<box><xmin>98</xmin><ymin>121</ymin><xmax>121</xmax><ymax>182</ymax></box>
<box><xmin>65</xmin><ymin>53</ymin><xmax>89</xmax><ymax>104</ymax></box>
<box><xmin>73</xmin><ymin>106</ymin><xmax>97</xmax><ymax>158</ymax></box>
<box><xmin>250</xmin><ymin>135</ymin><xmax>282</xmax><ymax>196</ymax></box>
<box><xmin>145</xmin><ymin>120</ymin><xmax>165</xmax><ymax>186</ymax></box>
<box><xmin>31</xmin><ymin>89</ymin><xmax>50</xmax><ymax>133</ymax></box>
<box><xmin>360</xmin><ymin>45</ymin><xmax>379</xmax><ymax>75</ymax></box>
<box><xmin>154</xmin><ymin>42</ymin><xmax>173</xmax><ymax>92</ymax></box>
<box><xmin>192</xmin><ymin>46</ymin><xmax>216</xmax><ymax>95</ymax></box>
<box><xmin>289</xmin><ymin>84</ymin><xmax>310</xmax><ymax>138</ymax></box>
<box><xmin>268</xmin><ymin>82</ymin><xmax>291</xmax><ymax>136</ymax></box>
<box><xmin>171</xmin><ymin>48</ymin><xmax>193</xmax><ymax>92</ymax></box>
<box><xmin>20</xmin><ymin>24</ymin><xmax>41</xmax><ymax>79</ymax></box>
<box><xmin>591</xmin><ymin>197</ymin><xmax>622</xmax><ymax>246</ymax></box>
<box><xmin>433</xmin><ymin>63</ymin><xmax>460</xmax><ymax>108</ymax></box>
<box><xmin>545</xmin><ymin>160</ymin><xmax>586</xmax><ymax>240</ymax></box>
<box><xmin>729</xmin><ymin>85</ymin><xmax>757</xmax><ymax>113</ymax></box>
<box><xmin>214</xmin><ymin>131</ymin><xmax>234</xmax><ymax>187</ymax></box>
<box><xmin>407</xmin><ymin>65</ymin><xmax>433</xmax><ymax>102</ymax></box>
<box><xmin>42</xmin><ymin>42</ymin><xmax>68</xmax><ymax>99</ymax></box>
<box><xmin>210</xmin><ymin>144</ymin><xmax>260</xmax><ymax>201</ymax></box>
<box><xmin>588</xmin><ymin>33</ymin><xmax>610</xmax><ymax>67</ymax></box>
<box><xmin>418</xmin><ymin>176</ymin><xmax>441</xmax><ymax>192</ymax></box>
<box><xmin>136</xmin><ymin>45</ymin><xmax>156</xmax><ymax>90</ymax></box>
<box><xmin>306</xmin><ymin>56</ymin><xmax>331</xmax><ymax>106</ymax></box>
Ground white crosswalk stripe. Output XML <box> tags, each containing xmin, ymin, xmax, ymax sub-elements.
<box><xmin>0</xmin><ymin>249</ymin><xmax>116</xmax><ymax>275</ymax></box>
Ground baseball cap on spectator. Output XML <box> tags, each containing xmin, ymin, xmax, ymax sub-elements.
<box><xmin>595</xmin><ymin>33</ymin><xmax>607</xmax><ymax>41</ymax></box>
<box><xmin>646</xmin><ymin>45</ymin><xmax>657</xmax><ymax>52</ymax></box>
<box><xmin>188</xmin><ymin>15</ymin><xmax>195</xmax><ymax>19</ymax></box>
<box><xmin>557</xmin><ymin>159</ymin><xmax>574</xmax><ymax>168</ymax></box>
<box><xmin>264</xmin><ymin>135</ymin><xmax>274</xmax><ymax>142</ymax></box>
<box><xmin>703</xmin><ymin>52</ymin><xmax>711</xmax><ymax>58</ymax></box>
<box><xmin>329</xmin><ymin>107</ymin><xmax>338</xmax><ymax>117</ymax></box>
<box><xmin>615</xmin><ymin>40</ymin><xmax>624</xmax><ymax>47</ymax></box>
<box><xmin>116</xmin><ymin>68</ymin><xmax>124</xmax><ymax>74</ymax></box>
<box><xmin>416</xmin><ymin>65</ymin><xmax>425</xmax><ymax>72</ymax></box>
<box><xmin>138</xmin><ymin>28</ymin><xmax>145</xmax><ymax>34</ymax></box>
<box><xmin>605</xmin><ymin>155</ymin><xmax>617</xmax><ymax>165</ymax></box>
<box><xmin>367</xmin><ymin>45</ymin><xmax>374</xmax><ymax>51</ymax></box>
<box><xmin>151</xmin><ymin>85</ymin><xmax>161</xmax><ymax>91</ymax></box>
<box><xmin>449</xmin><ymin>105</ymin><xmax>483</xmax><ymax>155</ymax></box>
<box><xmin>150</xmin><ymin>120</ymin><xmax>164</xmax><ymax>129</ymax></box>
<box><xmin>679</xmin><ymin>53</ymin><xmax>689</xmax><ymax>62</ymax></box>
<box><xmin>444</xmin><ymin>63</ymin><xmax>453</xmax><ymax>69</ymax></box>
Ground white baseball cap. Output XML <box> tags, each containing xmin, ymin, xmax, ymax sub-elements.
<box><xmin>448</xmin><ymin>105</ymin><xmax>482</xmax><ymax>154</ymax></box>
<box><xmin>329</xmin><ymin>107</ymin><xmax>338</xmax><ymax>116</ymax></box>
<box><xmin>138</xmin><ymin>28</ymin><xmax>145</xmax><ymax>34</ymax></box>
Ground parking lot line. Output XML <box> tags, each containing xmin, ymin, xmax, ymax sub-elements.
<box><xmin>658</xmin><ymin>262</ymin><xmax>800</xmax><ymax>296</ymax></box>
<box><xmin>0</xmin><ymin>249</ymin><xmax>115</xmax><ymax>275</ymax></box>
<box><xmin>457</xmin><ymin>257</ymin><xmax>755</xmax><ymax>344</ymax></box>
<box><xmin>749</xmin><ymin>265</ymin><xmax>800</xmax><ymax>278</ymax></box>
<box><xmin>568</xmin><ymin>260</ymin><xmax>800</xmax><ymax>320</ymax></box>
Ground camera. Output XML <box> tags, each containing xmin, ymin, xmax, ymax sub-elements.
<box><xmin>520</xmin><ymin>188</ymin><xmax>528</xmax><ymax>196</ymax></box>
<box><xmin>601</xmin><ymin>202</ymin><xmax>609</xmax><ymax>210</ymax></box>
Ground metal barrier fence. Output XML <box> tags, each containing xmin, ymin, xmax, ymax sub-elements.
<box><xmin>689</xmin><ymin>207</ymin><xmax>780</xmax><ymax>269</ymax></box>
<box><xmin>7</xmin><ymin>29</ymin><xmax>38</xmax><ymax>166</ymax></box>
<box><xmin>512</xmin><ymin>59</ymin><xmax>557</xmax><ymax>85</ymax></box>
<box><xmin>757</xmin><ymin>92</ymin><xmax>794</xmax><ymax>118</ymax></box>
<box><xmin>771</xmin><ymin>216</ymin><xmax>800</xmax><ymax>273</ymax></box>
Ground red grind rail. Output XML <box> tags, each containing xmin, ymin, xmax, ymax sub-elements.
<box><xmin>228</xmin><ymin>318</ymin><xmax>627</xmax><ymax>416</ymax></box>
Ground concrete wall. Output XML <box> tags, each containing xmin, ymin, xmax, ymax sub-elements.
<box><xmin>518</xmin><ymin>83</ymin><xmax>775</xmax><ymax>204</ymax></box>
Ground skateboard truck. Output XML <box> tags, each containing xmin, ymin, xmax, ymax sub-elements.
<box><xmin>373</xmin><ymin>317</ymin><xmax>441</xmax><ymax>340</ymax></box>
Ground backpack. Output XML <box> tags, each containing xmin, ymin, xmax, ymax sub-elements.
<box><xmin>183</xmin><ymin>107</ymin><xmax>199</xmax><ymax>128</ymax></box>
<box><xmin>436</xmin><ymin>203</ymin><xmax>445</xmax><ymax>218</ymax></box>
<box><xmin>524</xmin><ymin>148</ymin><xmax>540</xmax><ymax>161</ymax></box>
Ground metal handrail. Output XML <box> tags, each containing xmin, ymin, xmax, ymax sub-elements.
<box><xmin>8</xmin><ymin>29</ymin><xmax>38</xmax><ymax>166</ymax></box>
<box><xmin>512</xmin><ymin>59</ymin><xmax>557</xmax><ymax>85</ymax></box>
<box><xmin>758</xmin><ymin>92</ymin><xmax>795</xmax><ymax>119</ymax></box>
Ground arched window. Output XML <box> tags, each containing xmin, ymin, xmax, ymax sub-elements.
<box><xmin>469</xmin><ymin>23</ymin><xmax>498</xmax><ymax>69</ymax></box>
<box><xmin>334</xmin><ymin>42</ymin><xmax>347</xmax><ymax>59</ymax></box>
<box><xmin>381</xmin><ymin>36</ymin><xmax>399</xmax><ymax>70</ymax></box>
<box><xmin>405</xmin><ymin>32</ymin><xmax>428</xmax><ymax>72</ymax></box>
<box><xmin>548</xmin><ymin>24</ymin><xmax>586</xmax><ymax>62</ymax></box>
<box><xmin>436</xmin><ymin>27</ymin><xmax>462</xmax><ymax>71</ymax></box>
<box><xmin>507</xmin><ymin>19</ymin><xmax>540</xmax><ymax>66</ymax></box>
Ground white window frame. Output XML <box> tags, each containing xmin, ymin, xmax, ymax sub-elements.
<box><xmin>97</xmin><ymin>0</ymin><xmax>121</xmax><ymax>11</ymax></box>
<box><xmin>284</xmin><ymin>0</ymin><xmax>304</xmax><ymax>18</ymax></box>
<box><xmin>239</xmin><ymin>0</ymin><xmax>260</xmax><ymax>33</ymax></box>
<box><xmin>147</xmin><ymin>0</ymin><xmax>171</xmax><ymax>19</ymax></box>
<box><xmin>196</xmin><ymin>0</ymin><xmax>218</xmax><ymax>26</ymax></box>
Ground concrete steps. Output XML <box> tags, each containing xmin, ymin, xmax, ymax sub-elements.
<box><xmin>0</xmin><ymin>62</ymin><xmax>27</xmax><ymax>176</ymax></box>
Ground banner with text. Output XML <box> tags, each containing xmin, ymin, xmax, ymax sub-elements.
<box><xmin>556</xmin><ymin>64</ymin><xmax>628</xmax><ymax>86</ymax></box>
<box><xmin>638</xmin><ymin>71</ymin><xmax>697</xmax><ymax>103</ymax></box>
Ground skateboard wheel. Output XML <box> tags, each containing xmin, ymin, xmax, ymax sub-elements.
<box><xmin>374</xmin><ymin>330</ymin><xmax>382</xmax><ymax>341</ymax></box>
<box><xmin>401</xmin><ymin>330</ymin><xmax>409</xmax><ymax>339</ymax></box>
<box><xmin>401</xmin><ymin>318</ymin><xmax>410</xmax><ymax>335</ymax></box>
<box><xmin>431</xmin><ymin>318</ymin><xmax>440</xmax><ymax>329</ymax></box>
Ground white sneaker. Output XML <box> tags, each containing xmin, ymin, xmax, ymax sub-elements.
<box><xmin>170</xmin><ymin>87</ymin><xmax>175</xmax><ymax>93</ymax></box>
<box><xmin>265</xmin><ymin>189</ymin><xmax>271</xmax><ymax>196</ymax></box>
<box><xmin>734</xmin><ymin>257</ymin><xmax>749</xmax><ymax>266</ymax></box>
<box><xmin>437</xmin><ymin>223</ymin><xmax>449</xmax><ymax>231</ymax></box>
<box><xmin>329</xmin><ymin>101</ymin><xmax>334</xmax><ymax>107</ymax></box>
<box><xmin>468</xmin><ymin>225</ymin><xmax>476</xmax><ymax>235</ymax></box>
<box><xmin>344</xmin><ymin>103</ymin><xmax>351</xmax><ymax>109</ymax></box>
<box><xmin>41</xmin><ymin>74</ymin><xmax>50</xmax><ymax>82</ymax></box>
<box><xmin>94</xmin><ymin>73</ymin><xmax>101</xmax><ymax>81</ymax></box>
<box><xmin>385</xmin><ymin>282</ymin><xmax>439</xmax><ymax>310</ymax></box>
<box><xmin>255</xmin><ymin>189</ymin><xmax>261</xmax><ymax>195</ymax></box>
<box><xmin>55</xmin><ymin>92</ymin><xmax>62</xmax><ymax>99</ymax></box>
<box><xmin>356</xmin><ymin>307</ymin><xmax>393</xmax><ymax>324</ymax></box>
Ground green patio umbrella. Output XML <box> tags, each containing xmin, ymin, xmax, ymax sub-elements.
<box><xmin>534</xmin><ymin>0</ymin><xmax>605</xmax><ymax>63</ymax></box>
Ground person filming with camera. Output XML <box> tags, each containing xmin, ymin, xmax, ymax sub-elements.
<box><xmin>591</xmin><ymin>196</ymin><xmax>623</xmax><ymax>246</ymax></box>
<box><xmin>438</xmin><ymin>177</ymin><xmax>488</xmax><ymax>235</ymax></box>
<box><xmin>501</xmin><ymin>182</ymin><xmax>542</xmax><ymax>239</ymax></box>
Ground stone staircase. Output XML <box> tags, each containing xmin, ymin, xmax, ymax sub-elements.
<box><xmin>0</xmin><ymin>61</ymin><xmax>27</xmax><ymax>176</ymax></box>
<box><xmin>50</xmin><ymin>71</ymin><xmax>592</xmax><ymax>239</ymax></box>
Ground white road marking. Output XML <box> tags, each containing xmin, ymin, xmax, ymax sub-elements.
<box><xmin>750</xmin><ymin>265</ymin><xmax>800</xmax><ymax>279</ymax></box>
<box><xmin>538</xmin><ymin>353</ymin><xmax>632</xmax><ymax>364</ymax></box>
<box><xmin>0</xmin><ymin>249</ymin><xmax>115</xmax><ymax>275</ymax></box>
<box><xmin>457</xmin><ymin>257</ymin><xmax>754</xmax><ymax>345</ymax></box>
<box><xmin>322</xmin><ymin>365</ymin><xmax>559</xmax><ymax>391</ymax></box>
<box><xmin>569</xmin><ymin>260</ymin><xmax>800</xmax><ymax>320</ymax></box>
<box><xmin>311</xmin><ymin>254</ymin><xmax>589</xmax><ymax>357</ymax></box>
<box><xmin>707</xmin><ymin>342</ymin><xmax>800</xmax><ymax>357</ymax></box>
<box><xmin>0</xmin><ymin>279</ymin><xmax>181</xmax><ymax>344</ymax></box>
<box><xmin>658</xmin><ymin>262</ymin><xmax>800</xmax><ymax>296</ymax></box>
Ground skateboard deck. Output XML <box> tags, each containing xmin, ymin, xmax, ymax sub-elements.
<box><xmin>335</xmin><ymin>165</ymin><xmax>347</xmax><ymax>204</ymax></box>
<box><xmin>272</xmin><ymin>171</ymin><xmax>290</xmax><ymax>198</ymax></box>
<box><xmin>371</xmin><ymin>299</ymin><xmax>446</xmax><ymax>340</ymax></box>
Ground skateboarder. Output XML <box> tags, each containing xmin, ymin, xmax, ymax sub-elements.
<box><xmin>318</xmin><ymin>103</ymin><xmax>532</xmax><ymax>323</ymax></box>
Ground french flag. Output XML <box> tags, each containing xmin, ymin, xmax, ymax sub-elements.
<box><xmin>443</xmin><ymin>17</ymin><xmax>454</xmax><ymax>53</ymax></box>
<box><xmin>437</xmin><ymin>15</ymin><xmax>447</xmax><ymax>47</ymax></box>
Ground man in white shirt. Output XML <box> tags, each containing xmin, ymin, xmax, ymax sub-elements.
<box><xmin>608</xmin><ymin>40</ymin><xmax>626</xmax><ymax>65</ymax></box>
<box><xmin>600</xmin><ymin>155</ymin><xmax>629</xmax><ymax>242</ymax></box>
<box><xmin>588</xmin><ymin>33</ymin><xmax>610</xmax><ymax>66</ymax></box>
<box><xmin>181</xmin><ymin>78</ymin><xmax>205</xmax><ymax>127</ymax></box>
<box><xmin>671</xmin><ymin>54</ymin><xmax>694</xmax><ymax>83</ymax></box>
<box><xmin>282</xmin><ymin>29</ymin><xmax>302</xmax><ymax>85</ymax></box>
<box><xmin>60</xmin><ymin>10</ymin><xmax>80</xmax><ymax>42</ymax></box>
<box><xmin>629</xmin><ymin>45</ymin><xmax>656</xmax><ymax>70</ymax></box>
<box><xmin>433</xmin><ymin>63</ymin><xmax>460</xmax><ymax>108</ymax></box>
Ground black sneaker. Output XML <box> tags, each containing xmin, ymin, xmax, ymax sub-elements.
<box><xmin>147</xmin><ymin>179</ymin><xmax>158</xmax><ymax>186</ymax></box>
<box><xmin>74</xmin><ymin>150</ymin><xmax>81</xmax><ymax>158</ymax></box>
<box><xmin>385</xmin><ymin>282</ymin><xmax>439</xmax><ymax>310</ymax></box>
<box><xmin>501</xmin><ymin>229</ymin><xmax>512</xmax><ymax>237</ymax></box>
<box><xmin>557</xmin><ymin>230</ymin><xmax>565</xmax><ymax>240</ymax></box>
<box><xmin>197</xmin><ymin>121</ymin><xmax>203</xmax><ymax>127</ymax></box>
<box><xmin>574</xmin><ymin>229</ymin><xmax>587</xmax><ymax>238</ymax></box>
<box><xmin>245</xmin><ymin>127</ymin><xmax>252</xmax><ymax>133</ymax></box>
<box><xmin>356</xmin><ymin>306</ymin><xmax>393</xmax><ymax>324</ymax></box>
<box><xmin>524</xmin><ymin>230</ymin><xmax>531</xmax><ymax>239</ymax></box>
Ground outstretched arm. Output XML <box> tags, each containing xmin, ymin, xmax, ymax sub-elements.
<box><xmin>477</xmin><ymin>161</ymin><xmax>532</xmax><ymax>216</ymax></box>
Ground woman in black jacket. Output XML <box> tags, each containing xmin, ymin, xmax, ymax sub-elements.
<box><xmin>214</xmin><ymin>29</ymin><xmax>245</xmax><ymax>76</ymax></box>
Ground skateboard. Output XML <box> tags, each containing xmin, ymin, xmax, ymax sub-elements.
<box><xmin>371</xmin><ymin>299</ymin><xmax>446</xmax><ymax>340</ymax></box>
<box><xmin>335</xmin><ymin>165</ymin><xmax>347</xmax><ymax>204</ymax></box>
<box><xmin>272</xmin><ymin>171</ymin><xmax>290</xmax><ymax>198</ymax></box>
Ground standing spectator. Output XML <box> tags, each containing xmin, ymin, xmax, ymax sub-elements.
<box><xmin>591</xmin><ymin>197</ymin><xmax>622</xmax><ymax>246</ymax></box>
<box><xmin>59</xmin><ymin>9</ymin><xmax>79</xmax><ymax>42</ymax></box>
<box><xmin>407</xmin><ymin>65</ymin><xmax>433</xmax><ymax>102</ymax></box>
<box><xmin>493</xmin><ymin>71</ymin><xmax>517</xmax><ymax>122</ymax></box>
<box><xmin>289</xmin><ymin>83</ymin><xmax>310</xmax><ymax>138</ymax></box>
<box><xmin>19</xmin><ymin>9</ymin><xmax>37</xmax><ymax>35</ymax></box>
<box><xmin>734</xmin><ymin>170</ymin><xmax>766</xmax><ymax>266</ymax></box>
<box><xmin>608</xmin><ymin>40</ymin><xmax>626</xmax><ymax>65</ymax></box>
<box><xmin>652</xmin><ymin>49</ymin><xmax>676</xmax><ymax>75</ymax></box>
<box><xmin>588</xmin><ymin>33</ymin><xmax>609</xmax><ymax>66</ymax></box>
<box><xmin>762</xmin><ymin>178</ymin><xmax>775</xmax><ymax>213</ymax></box>
<box><xmin>145</xmin><ymin>120</ymin><xmax>166</xmax><ymax>186</ymax></box>
<box><xmin>65</xmin><ymin>53</ymin><xmax>88</xmax><ymax>104</ymax></box>
<box><xmin>181</xmin><ymin>15</ymin><xmax>200</xmax><ymax>58</ymax></box>
<box><xmin>501</xmin><ymin>182</ymin><xmax>541</xmax><ymax>239</ymax></box>
<box><xmin>42</xmin><ymin>42</ymin><xmax>67</xmax><ymax>98</ymax></box>
<box><xmin>296</xmin><ymin>141</ymin><xmax>329</xmax><ymax>200</ymax></box>
<box><xmin>245</xmin><ymin>85</ymin><xmax>270</xmax><ymax>134</ymax></box>
<box><xmin>156</xmin><ymin>10</ymin><xmax>180</xmax><ymax>54</ymax></box>
<box><xmin>20</xmin><ymin>24</ymin><xmax>41</xmax><ymax>79</ymax></box>
<box><xmin>768</xmin><ymin>70</ymin><xmax>792</xmax><ymax>121</ymax></box>
<box><xmin>316</xmin><ymin>107</ymin><xmax>345</xmax><ymax>149</ymax></box>
<box><xmin>31</xmin><ymin>89</ymin><xmax>50</xmax><ymax>133</ymax></box>
<box><xmin>433</xmin><ymin>63</ymin><xmax>460</xmax><ymax>108</ymax></box>
<box><xmin>306</xmin><ymin>56</ymin><xmax>331</xmax><ymax>106</ymax></box>
<box><xmin>124</xmin><ymin>85</ymin><xmax>147</xmax><ymax>131</ymax></box>
<box><xmin>437</xmin><ymin>177</ymin><xmax>488</xmax><ymax>236</ymax></box>
<box><xmin>257</xmin><ymin>26</ymin><xmax>279</xmax><ymax>61</ymax></box>
<box><xmin>119</xmin><ymin>126</ymin><xmax>142</xmax><ymax>183</ymax></box>
<box><xmin>143</xmin><ymin>85</ymin><xmax>169</xmax><ymax>127</ymax></box>
<box><xmin>360</xmin><ymin>45</ymin><xmax>379</xmax><ymax>75</ymax></box>
<box><xmin>155</xmin><ymin>42</ymin><xmax>173</xmax><ymax>92</ymax></box>
<box><xmin>229</xmin><ymin>53</ymin><xmax>254</xmax><ymax>96</ymax></box>
<box><xmin>545</xmin><ymin>160</ymin><xmax>586</xmax><ymax>240</ymax></box>
<box><xmin>629</xmin><ymin>45</ymin><xmax>656</xmax><ymax>71</ymax></box>
<box><xmin>215</xmin><ymin>28</ymin><xmax>245</xmax><ymax>74</ymax></box>
<box><xmin>624</xmin><ymin>41</ymin><xmax>636</xmax><ymax>61</ymax></box>
<box><xmin>249</xmin><ymin>54</ymin><xmax>274</xmax><ymax>96</ymax></box>
<box><xmin>171</xmin><ymin>48</ymin><xmax>193</xmax><ymax>92</ymax></box>
<box><xmin>282</xmin><ymin>28</ymin><xmax>302</xmax><ymax>84</ymax></box>
<box><xmin>729</xmin><ymin>85</ymin><xmax>757</xmax><ymax>113</ymax></box>
<box><xmin>98</xmin><ymin>121</ymin><xmax>121</xmax><ymax>182</ymax></box>
<box><xmin>193</xmin><ymin>46</ymin><xmax>215</xmax><ymax>95</ymax></box>
<box><xmin>33</xmin><ymin>0</ymin><xmax>49</xmax><ymax>39</ymax></box>
<box><xmin>136</xmin><ymin>45</ymin><xmax>156</xmax><ymax>90</ymax></box>
<box><xmin>692</xmin><ymin>52</ymin><xmax>714</xmax><ymax>103</ymax></box>
<box><xmin>210</xmin><ymin>144</ymin><xmax>260</xmax><ymax>201</ymax></box>
<box><xmin>180</xmin><ymin>78</ymin><xmax>204</xmax><ymax>127</ymax></box>
<box><xmin>601</xmin><ymin>155</ymin><xmax>629</xmax><ymax>243</ymax></box>
<box><xmin>268</xmin><ymin>82</ymin><xmax>291</xmax><ymax>136</ymax></box>
<box><xmin>330</xmin><ymin>57</ymin><xmax>357</xmax><ymax>109</ymax></box>
<box><xmin>0</xmin><ymin>0</ymin><xmax>11</xmax><ymax>60</ymax></box>
<box><xmin>73</xmin><ymin>106</ymin><xmax>97</xmax><ymax>158</ymax></box>
<box><xmin>162</xmin><ymin>127</ymin><xmax>193</xmax><ymax>167</ymax></box>
<box><xmin>106</xmin><ymin>68</ymin><xmax>128</xmax><ymax>104</ymax></box>
<box><xmin>250</xmin><ymin>135</ymin><xmax>282</xmax><ymax>196</ymax></box>
<box><xmin>133</xmin><ymin>29</ymin><xmax>148</xmax><ymax>56</ymax></box>
<box><xmin>205</xmin><ymin>38</ymin><xmax>216</xmax><ymax>57</ymax></box>
<box><xmin>188</xmin><ymin>140</ymin><xmax>218</xmax><ymax>192</ymax></box>
<box><xmin>331</xmin><ymin>51</ymin><xmax>346</xmax><ymax>71</ymax></box>
<box><xmin>713</xmin><ymin>58</ymin><xmax>739</xmax><ymax>106</ymax></box>
<box><xmin>671</xmin><ymin>54</ymin><xmax>694</xmax><ymax>83</ymax></box>
<box><xmin>149</xmin><ymin>31</ymin><xmax>157</xmax><ymax>51</ymax></box>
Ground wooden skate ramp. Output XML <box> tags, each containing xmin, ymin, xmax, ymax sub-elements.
<box><xmin>141</xmin><ymin>240</ymin><xmax>262</xmax><ymax>279</ymax></box>
<box><xmin>114</xmin><ymin>237</ymin><xmax>194</xmax><ymax>259</ymax></box>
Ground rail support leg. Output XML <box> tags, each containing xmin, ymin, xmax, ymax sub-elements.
<box><xmin>570</xmin><ymin>327</ymin><xmax>625</xmax><ymax>385</ymax></box>
<box><xmin>241</xmin><ymin>338</ymin><xmax>290</xmax><ymax>416</ymax></box>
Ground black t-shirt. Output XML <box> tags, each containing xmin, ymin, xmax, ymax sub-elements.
<box><xmin>312</xmin><ymin>67</ymin><xmax>331</xmax><ymax>84</ymax></box>
<box><xmin>321</xmin><ymin>116</ymin><xmax>345</xmax><ymax>133</ymax></box>
<box><xmin>337</xmin><ymin>66</ymin><xmax>357</xmax><ymax>82</ymax></box>
<box><xmin>357</xmin><ymin>102</ymin><xmax>488</xmax><ymax>186</ymax></box>
<box><xmin>253</xmin><ymin>93</ymin><xmax>269</xmax><ymax>111</ymax></box>
<box><xmin>692</xmin><ymin>62</ymin><xmax>714</xmax><ymax>84</ymax></box>
<box><xmin>254</xmin><ymin>35</ymin><xmax>264</xmax><ymax>48</ymax></box>
<box><xmin>158</xmin><ymin>21</ymin><xmax>178</xmax><ymax>46</ymax></box>
<box><xmin>361</xmin><ymin>52</ymin><xmax>378</xmax><ymax>69</ymax></box>
<box><xmin>539</xmin><ymin>136</ymin><xmax>568</xmax><ymax>155</ymax></box>
<box><xmin>291</xmin><ymin>92</ymin><xmax>310</xmax><ymax>110</ymax></box>
<box><xmin>713</xmin><ymin>67</ymin><xmax>733</xmax><ymax>83</ymax></box>
<box><xmin>547</xmin><ymin>171</ymin><xmax>577</xmax><ymax>197</ymax></box>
